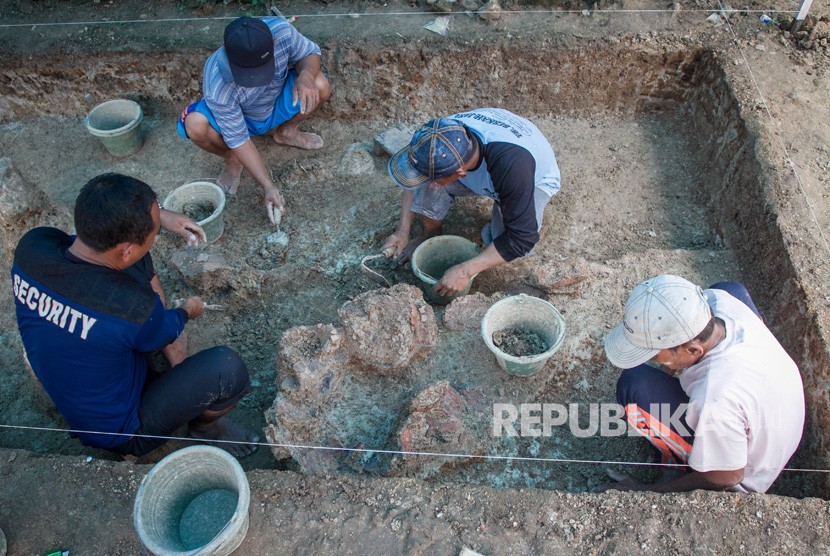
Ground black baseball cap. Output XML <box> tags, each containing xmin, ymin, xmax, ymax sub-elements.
<box><xmin>223</xmin><ymin>17</ymin><xmax>275</xmax><ymax>87</ymax></box>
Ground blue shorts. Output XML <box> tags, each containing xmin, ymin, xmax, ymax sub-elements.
<box><xmin>177</xmin><ymin>70</ymin><xmax>300</xmax><ymax>141</ymax></box>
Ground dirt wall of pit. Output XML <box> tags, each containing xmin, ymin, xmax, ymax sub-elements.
<box><xmin>679</xmin><ymin>50</ymin><xmax>830</xmax><ymax>484</ymax></box>
<box><xmin>0</xmin><ymin>41</ymin><xmax>703</xmax><ymax>120</ymax></box>
<box><xmin>2</xmin><ymin>37</ymin><xmax>829</xmax><ymax>493</ymax></box>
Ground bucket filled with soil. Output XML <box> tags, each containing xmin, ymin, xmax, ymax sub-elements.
<box><xmin>84</xmin><ymin>98</ymin><xmax>144</xmax><ymax>157</ymax></box>
<box><xmin>133</xmin><ymin>445</ymin><xmax>250</xmax><ymax>556</ymax></box>
<box><xmin>163</xmin><ymin>181</ymin><xmax>226</xmax><ymax>244</ymax></box>
<box><xmin>411</xmin><ymin>235</ymin><xmax>480</xmax><ymax>305</ymax></box>
<box><xmin>481</xmin><ymin>294</ymin><xmax>566</xmax><ymax>376</ymax></box>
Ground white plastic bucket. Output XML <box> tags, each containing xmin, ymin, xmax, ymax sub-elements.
<box><xmin>411</xmin><ymin>235</ymin><xmax>479</xmax><ymax>305</ymax></box>
<box><xmin>133</xmin><ymin>446</ymin><xmax>250</xmax><ymax>556</ymax></box>
<box><xmin>84</xmin><ymin>99</ymin><xmax>144</xmax><ymax>157</ymax></box>
<box><xmin>481</xmin><ymin>294</ymin><xmax>566</xmax><ymax>376</ymax></box>
<box><xmin>163</xmin><ymin>181</ymin><xmax>226</xmax><ymax>244</ymax></box>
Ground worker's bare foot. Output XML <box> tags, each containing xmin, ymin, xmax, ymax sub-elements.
<box><xmin>217</xmin><ymin>161</ymin><xmax>243</xmax><ymax>195</ymax></box>
<box><xmin>189</xmin><ymin>418</ymin><xmax>259</xmax><ymax>458</ymax></box>
<box><xmin>272</xmin><ymin>127</ymin><xmax>324</xmax><ymax>150</ymax></box>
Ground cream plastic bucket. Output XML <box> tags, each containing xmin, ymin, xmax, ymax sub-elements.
<box><xmin>481</xmin><ymin>294</ymin><xmax>566</xmax><ymax>376</ymax></box>
<box><xmin>163</xmin><ymin>181</ymin><xmax>226</xmax><ymax>244</ymax></box>
<box><xmin>133</xmin><ymin>445</ymin><xmax>250</xmax><ymax>556</ymax></box>
<box><xmin>411</xmin><ymin>235</ymin><xmax>479</xmax><ymax>305</ymax></box>
<box><xmin>84</xmin><ymin>99</ymin><xmax>144</xmax><ymax>157</ymax></box>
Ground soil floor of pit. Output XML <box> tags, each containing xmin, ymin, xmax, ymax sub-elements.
<box><xmin>1</xmin><ymin>0</ymin><xmax>830</xmax><ymax>554</ymax></box>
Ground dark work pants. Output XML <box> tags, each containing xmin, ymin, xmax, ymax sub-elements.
<box><xmin>113</xmin><ymin>346</ymin><xmax>250</xmax><ymax>457</ymax></box>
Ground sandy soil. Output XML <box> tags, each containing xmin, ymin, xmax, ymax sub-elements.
<box><xmin>0</xmin><ymin>0</ymin><xmax>829</xmax><ymax>553</ymax></box>
<box><xmin>3</xmin><ymin>447</ymin><xmax>830</xmax><ymax>555</ymax></box>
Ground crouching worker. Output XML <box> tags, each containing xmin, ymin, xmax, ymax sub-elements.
<box><xmin>598</xmin><ymin>275</ymin><xmax>804</xmax><ymax>493</ymax></box>
<box><xmin>12</xmin><ymin>173</ymin><xmax>259</xmax><ymax>458</ymax></box>
<box><xmin>383</xmin><ymin>108</ymin><xmax>561</xmax><ymax>298</ymax></box>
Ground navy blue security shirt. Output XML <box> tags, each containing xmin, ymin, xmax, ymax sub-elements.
<box><xmin>12</xmin><ymin>228</ymin><xmax>188</xmax><ymax>449</ymax></box>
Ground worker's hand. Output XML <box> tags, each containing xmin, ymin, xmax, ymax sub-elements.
<box><xmin>181</xmin><ymin>297</ymin><xmax>206</xmax><ymax>320</ymax></box>
<box><xmin>433</xmin><ymin>263</ymin><xmax>472</xmax><ymax>298</ymax></box>
<box><xmin>159</xmin><ymin>209</ymin><xmax>207</xmax><ymax>247</ymax></box>
<box><xmin>293</xmin><ymin>71</ymin><xmax>320</xmax><ymax>115</ymax></box>
<box><xmin>162</xmin><ymin>330</ymin><xmax>188</xmax><ymax>368</ymax></box>
<box><xmin>263</xmin><ymin>186</ymin><xmax>285</xmax><ymax>226</ymax></box>
<box><xmin>382</xmin><ymin>231</ymin><xmax>409</xmax><ymax>260</ymax></box>
<box><xmin>590</xmin><ymin>469</ymin><xmax>646</xmax><ymax>493</ymax></box>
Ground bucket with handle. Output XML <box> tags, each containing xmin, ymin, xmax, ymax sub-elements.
<box><xmin>411</xmin><ymin>235</ymin><xmax>480</xmax><ymax>305</ymax></box>
<box><xmin>480</xmin><ymin>294</ymin><xmax>566</xmax><ymax>376</ymax></box>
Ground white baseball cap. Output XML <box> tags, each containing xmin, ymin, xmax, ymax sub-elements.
<box><xmin>604</xmin><ymin>275</ymin><xmax>712</xmax><ymax>369</ymax></box>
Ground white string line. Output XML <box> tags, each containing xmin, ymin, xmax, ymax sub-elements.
<box><xmin>717</xmin><ymin>2</ymin><xmax>830</xmax><ymax>261</ymax></box>
<box><xmin>2</xmin><ymin>422</ymin><xmax>828</xmax><ymax>474</ymax></box>
<box><xmin>0</xmin><ymin>3</ymin><xmax>823</xmax><ymax>477</ymax></box>
<box><xmin>0</xmin><ymin>8</ymin><xmax>802</xmax><ymax>29</ymax></box>
<box><xmin>6</xmin><ymin>6</ymin><xmax>820</xmax><ymax>257</ymax></box>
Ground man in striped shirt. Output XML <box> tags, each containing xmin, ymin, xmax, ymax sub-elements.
<box><xmin>178</xmin><ymin>16</ymin><xmax>331</xmax><ymax>225</ymax></box>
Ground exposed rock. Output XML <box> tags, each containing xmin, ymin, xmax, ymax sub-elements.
<box><xmin>338</xmin><ymin>284</ymin><xmax>437</xmax><ymax>371</ymax></box>
<box><xmin>392</xmin><ymin>380</ymin><xmax>489</xmax><ymax>478</ymax></box>
<box><xmin>372</xmin><ymin>124</ymin><xmax>416</xmax><ymax>157</ymax></box>
<box><xmin>478</xmin><ymin>0</ymin><xmax>502</xmax><ymax>21</ymax></box>
<box><xmin>265</xmin><ymin>287</ymin><xmax>441</xmax><ymax>474</ymax></box>
<box><xmin>170</xmin><ymin>247</ymin><xmax>263</xmax><ymax>298</ymax></box>
<box><xmin>278</xmin><ymin>324</ymin><xmax>347</xmax><ymax>401</ymax></box>
<box><xmin>264</xmin><ymin>323</ymin><xmax>350</xmax><ymax>469</ymax></box>
<box><xmin>529</xmin><ymin>257</ymin><xmax>614</xmax><ymax>295</ymax></box>
<box><xmin>264</xmin><ymin>401</ymin><xmax>345</xmax><ymax>474</ymax></box>
<box><xmin>0</xmin><ymin>158</ymin><xmax>70</xmax><ymax>266</ymax></box>
<box><xmin>170</xmin><ymin>247</ymin><xmax>230</xmax><ymax>291</ymax></box>
<box><xmin>423</xmin><ymin>15</ymin><xmax>453</xmax><ymax>36</ymax></box>
<box><xmin>338</xmin><ymin>142</ymin><xmax>376</xmax><ymax>176</ymax></box>
<box><xmin>171</xmin><ymin>247</ymin><xmax>228</xmax><ymax>275</ymax></box>
<box><xmin>266</xmin><ymin>230</ymin><xmax>289</xmax><ymax>247</ymax></box>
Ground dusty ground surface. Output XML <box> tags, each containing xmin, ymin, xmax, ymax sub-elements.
<box><xmin>3</xmin><ymin>447</ymin><xmax>830</xmax><ymax>555</ymax></box>
<box><xmin>1</xmin><ymin>0</ymin><xmax>830</xmax><ymax>553</ymax></box>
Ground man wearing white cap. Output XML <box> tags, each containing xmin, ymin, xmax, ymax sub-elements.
<box><xmin>600</xmin><ymin>275</ymin><xmax>804</xmax><ymax>493</ymax></box>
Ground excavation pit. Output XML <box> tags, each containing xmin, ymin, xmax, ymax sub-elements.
<box><xmin>1</xmin><ymin>26</ymin><xmax>829</xmax><ymax>510</ymax></box>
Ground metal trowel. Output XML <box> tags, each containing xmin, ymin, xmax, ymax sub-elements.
<box><xmin>266</xmin><ymin>205</ymin><xmax>289</xmax><ymax>246</ymax></box>
<box><xmin>360</xmin><ymin>246</ymin><xmax>396</xmax><ymax>287</ymax></box>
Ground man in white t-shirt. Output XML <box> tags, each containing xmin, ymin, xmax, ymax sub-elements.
<box><xmin>598</xmin><ymin>275</ymin><xmax>805</xmax><ymax>493</ymax></box>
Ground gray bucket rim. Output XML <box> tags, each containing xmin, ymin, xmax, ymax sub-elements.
<box><xmin>133</xmin><ymin>445</ymin><xmax>250</xmax><ymax>556</ymax></box>
<box><xmin>480</xmin><ymin>293</ymin><xmax>567</xmax><ymax>365</ymax></box>
<box><xmin>84</xmin><ymin>98</ymin><xmax>143</xmax><ymax>138</ymax></box>
<box><xmin>163</xmin><ymin>180</ymin><xmax>227</xmax><ymax>228</ymax></box>
<box><xmin>411</xmin><ymin>234</ymin><xmax>480</xmax><ymax>286</ymax></box>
